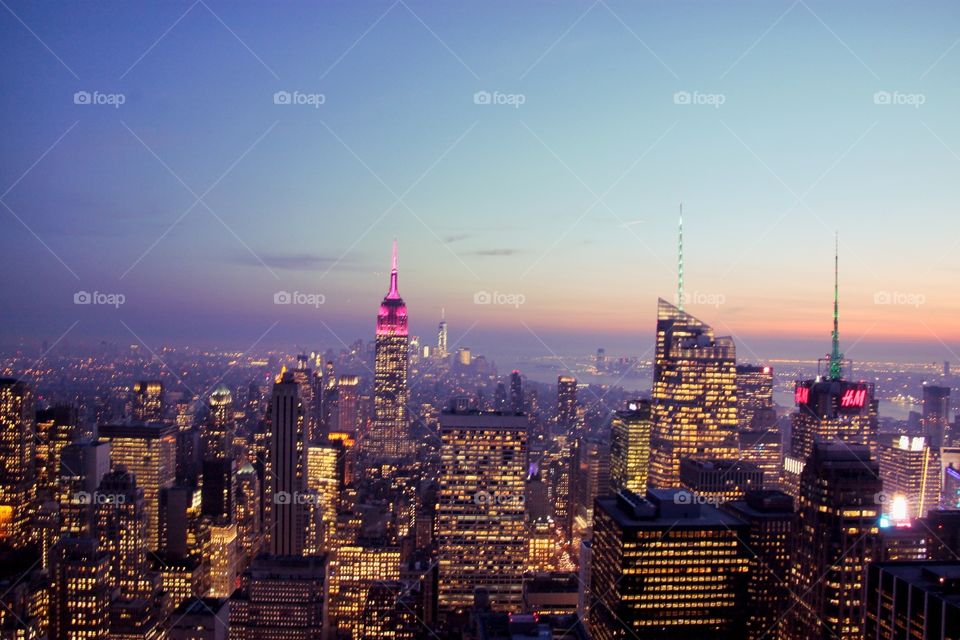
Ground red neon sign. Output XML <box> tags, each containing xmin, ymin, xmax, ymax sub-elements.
<box><xmin>840</xmin><ymin>388</ymin><xmax>867</xmax><ymax>408</ymax></box>
<box><xmin>795</xmin><ymin>386</ymin><xmax>809</xmax><ymax>404</ymax></box>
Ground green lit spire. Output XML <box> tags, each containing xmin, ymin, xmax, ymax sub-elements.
<box><xmin>829</xmin><ymin>233</ymin><xmax>843</xmax><ymax>380</ymax></box>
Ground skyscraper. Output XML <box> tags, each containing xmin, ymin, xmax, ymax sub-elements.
<box><xmin>589</xmin><ymin>488</ymin><xmax>750</xmax><ymax>640</ymax></box>
<box><xmin>369</xmin><ymin>239</ymin><xmax>411</xmax><ymax>461</ymax></box>
<box><xmin>735</xmin><ymin>364</ymin><xmax>774</xmax><ymax>429</ymax></box>
<box><xmin>679</xmin><ymin>458</ymin><xmax>764</xmax><ymax>504</ymax></box>
<box><xmin>609</xmin><ymin>400</ymin><xmax>653</xmax><ymax>494</ymax></box>
<box><xmin>94</xmin><ymin>467</ymin><xmax>149</xmax><ymax>598</ymax></box>
<box><xmin>509</xmin><ymin>370</ymin><xmax>523</xmax><ymax>414</ymax></box>
<box><xmin>0</xmin><ymin>378</ymin><xmax>35</xmax><ymax>548</ymax></box>
<box><xmin>335</xmin><ymin>375</ymin><xmax>360</xmax><ymax>437</ymax></box>
<box><xmin>98</xmin><ymin>422</ymin><xmax>176</xmax><ymax>549</ymax></box>
<box><xmin>922</xmin><ymin>384</ymin><xmax>951</xmax><ymax>447</ymax></box>
<box><xmin>865</xmin><ymin>562</ymin><xmax>960</xmax><ymax>640</ymax></box>
<box><xmin>436</xmin><ymin>406</ymin><xmax>527</xmax><ymax>615</ymax></box>
<box><xmin>49</xmin><ymin>537</ymin><xmax>111</xmax><ymax>640</ymax></box>
<box><xmin>556</xmin><ymin>375</ymin><xmax>578</xmax><ymax>433</ymax></box>
<box><xmin>437</xmin><ymin>307</ymin><xmax>448</xmax><ymax>359</ymax></box>
<box><xmin>268</xmin><ymin>370</ymin><xmax>308</xmax><ymax>556</ymax></box>
<box><xmin>878</xmin><ymin>435</ymin><xmax>940</xmax><ymax>521</ymax></box>
<box><xmin>649</xmin><ymin>299</ymin><xmax>739</xmax><ymax>487</ymax></box>
<box><xmin>785</xmin><ymin>443</ymin><xmax>881</xmax><ymax>640</ymax></box>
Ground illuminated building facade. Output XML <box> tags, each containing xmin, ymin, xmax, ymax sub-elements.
<box><xmin>0</xmin><ymin>378</ymin><xmax>35</xmax><ymax>548</ymax></box>
<box><xmin>268</xmin><ymin>371</ymin><xmax>308</xmax><ymax>556</ymax></box>
<box><xmin>235</xmin><ymin>462</ymin><xmax>262</xmax><ymax>564</ymax></box>
<box><xmin>35</xmin><ymin>405</ymin><xmax>78</xmax><ymax>497</ymax></box>
<box><xmin>437</xmin><ymin>409</ymin><xmax>527</xmax><ymax>614</ymax></box>
<box><xmin>131</xmin><ymin>380</ymin><xmax>164</xmax><ymax>422</ymax></box>
<box><xmin>609</xmin><ymin>400</ymin><xmax>653</xmax><ymax>495</ymax></box>
<box><xmin>878</xmin><ymin>435</ymin><xmax>940</xmax><ymax>520</ymax></box>
<box><xmin>369</xmin><ymin>240</ymin><xmax>411</xmax><ymax>461</ymax></box>
<box><xmin>329</xmin><ymin>540</ymin><xmax>400</xmax><ymax>637</ymax></box>
<box><xmin>865</xmin><ymin>562</ymin><xmax>960</xmax><ymax>640</ymax></box>
<box><xmin>94</xmin><ymin>467</ymin><xmax>150</xmax><ymax>598</ymax></box>
<box><xmin>785</xmin><ymin>443</ymin><xmax>881</xmax><ymax>640</ymax></box>
<box><xmin>526</xmin><ymin>516</ymin><xmax>555</xmax><ymax>572</ymax></box>
<box><xmin>736</xmin><ymin>364</ymin><xmax>774</xmax><ymax>429</ymax></box>
<box><xmin>649</xmin><ymin>300</ymin><xmax>739</xmax><ymax>488</ymax></box>
<box><xmin>437</xmin><ymin>307</ymin><xmax>448</xmax><ymax>359</ymax></box>
<box><xmin>737</xmin><ymin>428</ymin><xmax>783</xmax><ymax>490</ymax></box>
<box><xmin>228</xmin><ymin>554</ymin><xmax>328</xmax><ymax>639</ymax></box>
<box><xmin>679</xmin><ymin>458</ymin><xmax>764</xmax><ymax>504</ymax></box>
<box><xmin>723</xmin><ymin>490</ymin><xmax>793</xmax><ymax>640</ymax></box>
<box><xmin>49</xmin><ymin>536</ymin><xmax>111</xmax><ymax>640</ymax></box>
<box><xmin>922</xmin><ymin>384</ymin><xmax>951</xmax><ymax>447</ymax></box>
<box><xmin>98</xmin><ymin>422</ymin><xmax>176</xmax><ymax>550</ymax></box>
<box><xmin>336</xmin><ymin>375</ymin><xmax>360</xmax><ymax>437</ymax></box>
<box><xmin>306</xmin><ymin>443</ymin><xmax>343</xmax><ymax>551</ymax></box>
<box><xmin>204</xmin><ymin>385</ymin><xmax>234</xmax><ymax>460</ymax></box>
<box><xmin>589</xmin><ymin>488</ymin><xmax>750</xmax><ymax>640</ymax></box>
<box><xmin>207</xmin><ymin>522</ymin><xmax>238</xmax><ymax>598</ymax></box>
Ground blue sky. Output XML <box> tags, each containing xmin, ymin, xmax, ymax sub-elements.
<box><xmin>1</xmin><ymin>0</ymin><xmax>959</xmax><ymax>364</ymax></box>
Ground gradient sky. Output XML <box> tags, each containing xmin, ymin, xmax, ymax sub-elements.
<box><xmin>1</xmin><ymin>0</ymin><xmax>959</xmax><ymax>365</ymax></box>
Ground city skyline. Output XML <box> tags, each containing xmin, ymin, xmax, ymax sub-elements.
<box><xmin>2</xmin><ymin>1</ymin><xmax>960</xmax><ymax>365</ymax></box>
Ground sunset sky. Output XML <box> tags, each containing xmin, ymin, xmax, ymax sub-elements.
<box><xmin>2</xmin><ymin>0</ymin><xmax>959</xmax><ymax>364</ymax></box>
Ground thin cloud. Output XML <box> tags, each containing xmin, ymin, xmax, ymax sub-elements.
<box><xmin>228</xmin><ymin>252</ymin><xmax>360</xmax><ymax>271</ymax></box>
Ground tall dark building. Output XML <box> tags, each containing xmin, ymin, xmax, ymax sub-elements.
<box><xmin>723</xmin><ymin>490</ymin><xmax>794</xmax><ymax>640</ymax></box>
<box><xmin>922</xmin><ymin>384</ymin><xmax>951</xmax><ymax>447</ymax></box>
<box><xmin>556</xmin><ymin>375</ymin><xmax>578</xmax><ymax>433</ymax></box>
<box><xmin>785</xmin><ymin>443</ymin><xmax>882</xmax><ymax>640</ymax></box>
<box><xmin>268</xmin><ymin>371</ymin><xmax>308</xmax><ymax>556</ymax></box>
<box><xmin>0</xmin><ymin>378</ymin><xmax>36</xmax><ymax>548</ymax></box>
<box><xmin>368</xmin><ymin>239</ymin><xmax>411</xmax><ymax>460</ymax></box>
<box><xmin>865</xmin><ymin>562</ymin><xmax>960</xmax><ymax>640</ymax></box>
<box><xmin>509</xmin><ymin>370</ymin><xmax>523</xmax><ymax>414</ymax></box>
<box><xmin>649</xmin><ymin>300</ymin><xmax>738</xmax><ymax>487</ymax></box>
<box><xmin>589</xmin><ymin>488</ymin><xmax>750</xmax><ymax>639</ymax></box>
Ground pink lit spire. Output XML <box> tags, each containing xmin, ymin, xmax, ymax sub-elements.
<box><xmin>386</xmin><ymin>237</ymin><xmax>400</xmax><ymax>299</ymax></box>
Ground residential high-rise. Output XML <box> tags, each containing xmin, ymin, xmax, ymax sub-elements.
<box><xmin>336</xmin><ymin>375</ymin><xmax>360</xmax><ymax>437</ymax></box>
<box><xmin>36</xmin><ymin>405</ymin><xmax>79</xmax><ymax>497</ymax></box>
<box><xmin>0</xmin><ymin>378</ymin><xmax>36</xmax><ymax>548</ymax></box>
<box><xmin>207</xmin><ymin>522</ymin><xmax>238</xmax><ymax>598</ymax></box>
<box><xmin>878</xmin><ymin>435</ymin><xmax>940</xmax><ymax>520</ymax></box>
<box><xmin>737</xmin><ymin>428</ymin><xmax>783</xmax><ymax>490</ymax></box>
<box><xmin>306</xmin><ymin>442</ymin><xmax>343</xmax><ymax>551</ymax></box>
<box><xmin>131</xmin><ymin>380</ymin><xmax>164</xmax><ymax>422</ymax></box>
<box><xmin>94</xmin><ymin>467</ymin><xmax>150</xmax><ymax>598</ymax></box>
<box><xmin>865</xmin><ymin>562</ymin><xmax>960</xmax><ymax>639</ymax></box>
<box><xmin>204</xmin><ymin>385</ymin><xmax>234</xmax><ymax>460</ymax></box>
<box><xmin>58</xmin><ymin>440</ymin><xmax>111</xmax><ymax>537</ymax></box>
<box><xmin>329</xmin><ymin>539</ymin><xmax>400</xmax><ymax>636</ymax></box>
<box><xmin>589</xmin><ymin>488</ymin><xmax>750</xmax><ymax>640</ymax></box>
<box><xmin>735</xmin><ymin>364</ymin><xmax>774</xmax><ymax>429</ymax></box>
<box><xmin>369</xmin><ymin>239</ymin><xmax>411</xmax><ymax>460</ymax></box>
<box><xmin>649</xmin><ymin>299</ymin><xmax>739</xmax><ymax>488</ymax></box>
<box><xmin>437</xmin><ymin>307</ymin><xmax>448</xmax><ymax>359</ymax></box>
<box><xmin>609</xmin><ymin>400</ymin><xmax>653</xmax><ymax>494</ymax></box>
<box><xmin>268</xmin><ymin>370</ymin><xmax>308</xmax><ymax>556</ymax></box>
<box><xmin>922</xmin><ymin>384</ymin><xmax>951</xmax><ymax>447</ymax></box>
<box><xmin>98</xmin><ymin>422</ymin><xmax>176</xmax><ymax>549</ymax></box>
<box><xmin>570</xmin><ymin>437</ymin><xmax>610</xmax><ymax>545</ymax></box>
<box><xmin>202</xmin><ymin>386</ymin><xmax>236</xmax><ymax>520</ymax></box>
<box><xmin>292</xmin><ymin>356</ymin><xmax>320</xmax><ymax>443</ymax></box>
<box><xmin>556</xmin><ymin>376</ymin><xmax>577</xmax><ymax>433</ymax></box>
<box><xmin>437</xmin><ymin>407</ymin><xmax>527</xmax><ymax>615</ymax></box>
<box><xmin>785</xmin><ymin>443</ymin><xmax>881</xmax><ymax>640</ymax></box>
<box><xmin>723</xmin><ymin>490</ymin><xmax>794</xmax><ymax>640</ymax></box>
<box><xmin>228</xmin><ymin>554</ymin><xmax>328</xmax><ymax>639</ymax></box>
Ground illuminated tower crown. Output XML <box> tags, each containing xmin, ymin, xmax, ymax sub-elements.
<box><xmin>377</xmin><ymin>239</ymin><xmax>408</xmax><ymax>336</ymax></box>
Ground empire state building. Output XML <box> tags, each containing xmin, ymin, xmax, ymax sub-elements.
<box><xmin>367</xmin><ymin>240</ymin><xmax>411</xmax><ymax>461</ymax></box>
